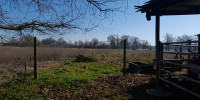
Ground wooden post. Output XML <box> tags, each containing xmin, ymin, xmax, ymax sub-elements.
<box><xmin>175</xmin><ymin>48</ymin><xmax>178</xmax><ymax>59</ymax></box>
<box><xmin>198</xmin><ymin>34</ymin><xmax>200</xmax><ymax>63</ymax></box>
<box><xmin>159</xmin><ymin>41</ymin><xmax>163</xmax><ymax>78</ymax></box>
<box><xmin>188</xmin><ymin>40</ymin><xmax>191</xmax><ymax>60</ymax></box>
<box><xmin>123</xmin><ymin>40</ymin><xmax>126</xmax><ymax>76</ymax></box>
<box><xmin>34</xmin><ymin>37</ymin><xmax>37</xmax><ymax>79</ymax></box>
<box><xmin>24</xmin><ymin>62</ymin><xmax>26</xmax><ymax>79</ymax></box>
<box><xmin>180</xmin><ymin>46</ymin><xmax>182</xmax><ymax>59</ymax></box>
<box><xmin>155</xmin><ymin>15</ymin><xmax>160</xmax><ymax>89</ymax></box>
<box><xmin>160</xmin><ymin>42</ymin><xmax>163</xmax><ymax>60</ymax></box>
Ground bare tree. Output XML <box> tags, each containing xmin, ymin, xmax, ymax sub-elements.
<box><xmin>0</xmin><ymin>0</ymin><xmax>124</xmax><ymax>37</ymax></box>
<box><xmin>56</xmin><ymin>38</ymin><xmax>67</xmax><ymax>47</ymax></box>
<box><xmin>7</xmin><ymin>37</ymin><xmax>18</xmax><ymax>46</ymax></box>
<box><xmin>78</xmin><ymin>40</ymin><xmax>84</xmax><ymax>48</ymax></box>
<box><xmin>91</xmin><ymin>38</ymin><xmax>99</xmax><ymax>48</ymax></box>
<box><xmin>74</xmin><ymin>41</ymin><xmax>79</xmax><ymax>48</ymax></box>
<box><xmin>41</xmin><ymin>38</ymin><xmax>56</xmax><ymax>46</ymax></box>
<box><xmin>98</xmin><ymin>41</ymin><xmax>108</xmax><ymax>48</ymax></box>
<box><xmin>141</xmin><ymin>40</ymin><xmax>149</xmax><ymax>50</ymax></box>
<box><xmin>164</xmin><ymin>33</ymin><xmax>174</xmax><ymax>43</ymax></box>
<box><xmin>176</xmin><ymin>34</ymin><xmax>195</xmax><ymax>42</ymax></box>
<box><xmin>116</xmin><ymin>35</ymin><xmax>120</xmax><ymax>48</ymax></box>
<box><xmin>130</xmin><ymin>36</ymin><xmax>140</xmax><ymax>50</ymax></box>
<box><xmin>107</xmin><ymin>34</ymin><xmax>117</xmax><ymax>49</ymax></box>
<box><xmin>84</xmin><ymin>40</ymin><xmax>90</xmax><ymax>48</ymax></box>
<box><xmin>66</xmin><ymin>40</ymin><xmax>73</xmax><ymax>48</ymax></box>
<box><xmin>164</xmin><ymin>33</ymin><xmax>174</xmax><ymax>51</ymax></box>
<box><xmin>120</xmin><ymin>35</ymin><xmax>130</xmax><ymax>48</ymax></box>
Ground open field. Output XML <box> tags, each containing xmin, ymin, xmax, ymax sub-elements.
<box><xmin>0</xmin><ymin>46</ymin><xmax>197</xmax><ymax>99</ymax></box>
<box><xmin>0</xmin><ymin>46</ymin><xmax>155</xmax><ymax>79</ymax></box>
<box><xmin>0</xmin><ymin>46</ymin><xmax>155</xmax><ymax>64</ymax></box>
<box><xmin>0</xmin><ymin>47</ymin><xmax>156</xmax><ymax>99</ymax></box>
<box><xmin>0</xmin><ymin>46</ymin><xmax>157</xmax><ymax>99</ymax></box>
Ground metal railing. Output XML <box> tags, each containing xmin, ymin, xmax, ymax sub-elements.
<box><xmin>158</xmin><ymin>36</ymin><xmax>200</xmax><ymax>98</ymax></box>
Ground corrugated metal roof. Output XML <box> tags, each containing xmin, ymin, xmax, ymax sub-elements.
<box><xmin>135</xmin><ymin>0</ymin><xmax>200</xmax><ymax>20</ymax></box>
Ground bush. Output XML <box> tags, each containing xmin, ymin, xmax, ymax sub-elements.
<box><xmin>73</xmin><ymin>55</ymin><xmax>96</xmax><ymax>63</ymax></box>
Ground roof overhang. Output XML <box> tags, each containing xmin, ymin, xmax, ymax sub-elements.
<box><xmin>135</xmin><ymin>0</ymin><xmax>200</xmax><ymax>20</ymax></box>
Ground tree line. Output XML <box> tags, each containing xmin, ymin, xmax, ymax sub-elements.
<box><xmin>2</xmin><ymin>33</ymin><xmax>198</xmax><ymax>50</ymax></box>
<box><xmin>3</xmin><ymin>34</ymin><xmax>153</xmax><ymax>50</ymax></box>
<box><xmin>163</xmin><ymin>33</ymin><xmax>198</xmax><ymax>51</ymax></box>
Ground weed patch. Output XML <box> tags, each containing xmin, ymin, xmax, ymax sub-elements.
<box><xmin>73</xmin><ymin>55</ymin><xmax>96</xmax><ymax>63</ymax></box>
<box><xmin>0</xmin><ymin>61</ymin><xmax>122</xmax><ymax>99</ymax></box>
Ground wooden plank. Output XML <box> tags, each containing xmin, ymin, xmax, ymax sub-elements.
<box><xmin>162</xmin><ymin>40</ymin><xmax>198</xmax><ymax>45</ymax></box>
<box><xmin>163</xmin><ymin>52</ymin><xmax>200</xmax><ymax>56</ymax></box>
<box><xmin>186</xmin><ymin>64</ymin><xmax>200</xmax><ymax>73</ymax></box>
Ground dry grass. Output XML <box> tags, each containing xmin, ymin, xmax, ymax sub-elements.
<box><xmin>0</xmin><ymin>46</ymin><xmax>155</xmax><ymax>64</ymax></box>
<box><xmin>0</xmin><ymin>46</ymin><xmax>156</xmax><ymax>81</ymax></box>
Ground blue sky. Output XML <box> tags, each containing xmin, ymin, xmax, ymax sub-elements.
<box><xmin>1</xmin><ymin>0</ymin><xmax>200</xmax><ymax>46</ymax></box>
<box><xmin>59</xmin><ymin>1</ymin><xmax>200</xmax><ymax>46</ymax></box>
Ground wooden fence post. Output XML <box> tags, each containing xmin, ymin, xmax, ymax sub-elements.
<box><xmin>155</xmin><ymin>15</ymin><xmax>160</xmax><ymax>89</ymax></box>
<box><xmin>198</xmin><ymin>34</ymin><xmax>200</xmax><ymax>63</ymax></box>
<box><xmin>175</xmin><ymin>48</ymin><xmax>178</xmax><ymax>59</ymax></box>
<box><xmin>123</xmin><ymin>40</ymin><xmax>126</xmax><ymax>76</ymax></box>
<box><xmin>34</xmin><ymin>37</ymin><xmax>37</xmax><ymax>79</ymax></box>
<box><xmin>24</xmin><ymin>62</ymin><xmax>26</xmax><ymax>79</ymax></box>
<box><xmin>188</xmin><ymin>40</ymin><xmax>191</xmax><ymax>60</ymax></box>
<box><xmin>180</xmin><ymin>46</ymin><xmax>182</xmax><ymax>59</ymax></box>
<box><xmin>160</xmin><ymin>42</ymin><xmax>163</xmax><ymax>60</ymax></box>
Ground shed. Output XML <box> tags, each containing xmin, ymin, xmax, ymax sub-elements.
<box><xmin>135</xmin><ymin>0</ymin><xmax>200</xmax><ymax>98</ymax></box>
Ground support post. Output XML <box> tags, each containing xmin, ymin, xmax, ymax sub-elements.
<box><xmin>155</xmin><ymin>15</ymin><xmax>160</xmax><ymax>89</ymax></box>
<box><xmin>160</xmin><ymin>42</ymin><xmax>163</xmax><ymax>79</ymax></box>
<box><xmin>160</xmin><ymin>42</ymin><xmax>163</xmax><ymax>60</ymax></box>
<box><xmin>175</xmin><ymin>48</ymin><xmax>178</xmax><ymax>59</ymax></box>
<box><xmin>34</xmin><ymin>37</ymin><xmax>37</xmax><ymax>79</ymax></box>
<box><xmin>24</xmin><ymin>62</ymin><xmax>26</xmax><ymax>79</ymax></box>
<box><xmin>198</xmin><ymin>34</ymin><xmax>200</xmax><ymax>63</ymax></box>
<box><xmin>180</xmin><ymin>46</ymin><xmax>182</xmax><ymax>59</ymax></box>
<box><xmin>188</xmin><ymin>40</ymin><xmax>191</xmax><ymax>60</ymax></box>
<box><xmin>146</xmin><ymin>15</ymin><xmax>171</xmax><ymax>98</ymax></box>
<box><xmin>123</xmin><ymin>40</ymin><xmax>126</xmax><ymax>76</ymax></box>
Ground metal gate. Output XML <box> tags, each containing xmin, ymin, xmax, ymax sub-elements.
<box><xmin>158</xmin><ymin>35</ymin><xmax>200</xmax><ymax>98</ymax></box>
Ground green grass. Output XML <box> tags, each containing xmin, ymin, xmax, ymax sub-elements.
<box><xmin>90</xmin><ymin>52</ymin><xmax>123</xmax><ymax>58</ymax></box>
<box><xmin>0</xmin><ymin>61</ymin><xmax>122</xmax><ymax>99</ymax></box>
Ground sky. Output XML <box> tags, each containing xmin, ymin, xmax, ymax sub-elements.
<box><xmin>1</xmin><ymin>0</ymin><xmax>200</xmax><ymax>46</ymax></box>
<box><xmin>59</xmin><ymin>1</ymin><xmax>200</xmax><ymax>46</ymax></box>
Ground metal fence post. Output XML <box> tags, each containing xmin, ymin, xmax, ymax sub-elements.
<box><xmin>123</xmin><ymin>39</ymin><xmax>126</xmax><ymax>76</ymax></box>
<box><xmin>34</xmin><ymin>37</ymin><xmax>37</xmax><ymax>79</ymax></box>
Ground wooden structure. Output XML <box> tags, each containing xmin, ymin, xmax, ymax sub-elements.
<box><xmin>135</xmin><ymin>0</ymin><xmax>200</xmax><ymax>98</ymax></box>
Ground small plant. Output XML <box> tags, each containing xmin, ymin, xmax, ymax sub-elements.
<box><xmin>73</xmin><ymin>55</ymin><xmax>96</xmax><ymax>63</ymax></box>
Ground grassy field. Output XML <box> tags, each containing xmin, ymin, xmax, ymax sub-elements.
<box><xmin>1</xmin><ymin>47</ymin><xmax>193</xmax><ymax>100</ymax></box>
<box><xmin>0</xmin><ymin>61</ymin><xmax>121</xmax><ymax>99</ymax></box>
<box><xmin>0</xmin><ymin>47</ymin><xmax>156</xmax><ymax>99</ymax></box>
<box><xmin>0</xmin><ymin>47</ymin><xmax>155</xmax><ymax>64</ymax></box>
<box><xmin>0</xmin><ymin>47</ymin><xmax>155</xmax><ymax>80</ymax></box>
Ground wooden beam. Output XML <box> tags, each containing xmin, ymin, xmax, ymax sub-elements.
<box><xmin>150</xmin><ymin>10</ymin><xmax>200</xmax><ymax>16</ymax></box>
<box><xmin>155</xmin><ymin>15</ymin><xmax>160</xmax><ymax>89</ymax></box>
